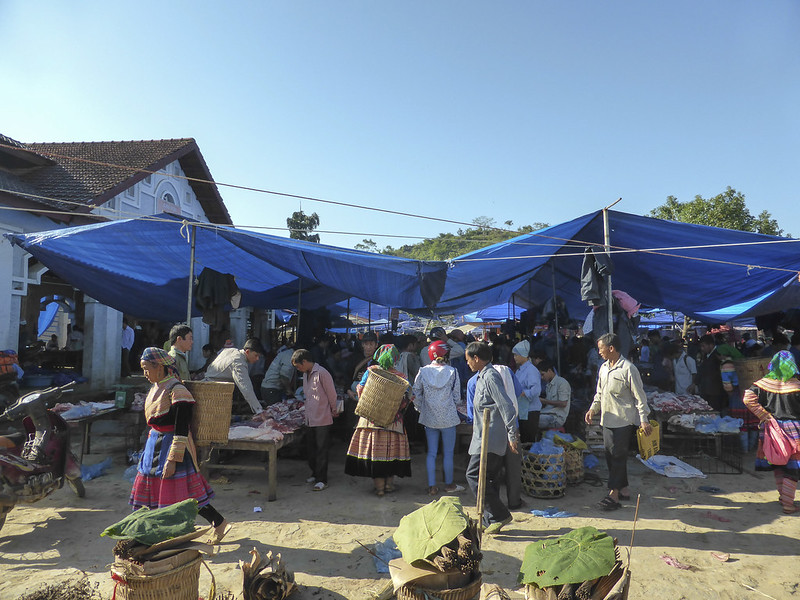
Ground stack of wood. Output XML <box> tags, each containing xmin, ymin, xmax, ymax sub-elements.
<box><xmin>525</xmin><ymin>547</ymin><xmax>629</xmax><ymax>600</ymax></box>
<box><xmin>429</xmin><ymin>523</ymin><xmax>482</xmax><ymax>578</ymax></box>
<box><xmin>391</xmin><ymin>520</ymin><xmax>483</xmax><ymax>600</ymax></box>
<box><xmin>240</xmin><ymin>547</ymin><xmax>297</xmax><ymax>600</ymax></box>
<box><xmin>111</xmin><ymin>528</ymin><xmax>213</xmax><ymax>577</ymax></box>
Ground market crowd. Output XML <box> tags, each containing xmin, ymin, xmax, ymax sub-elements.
<box><xmin>128</xmin><ymin>321</ymin><xmax>800</xmax><ymax>541</ymax></box>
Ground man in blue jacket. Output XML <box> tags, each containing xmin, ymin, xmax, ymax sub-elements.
<box><xmin>465</xmin><ymin>342</ymin><xmax>520</xmax><ymax>534</ymax></box>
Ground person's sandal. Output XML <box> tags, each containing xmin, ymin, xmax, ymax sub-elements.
<box><xmin>444</xmin><ymin>484</ymin><xmax>465</xmax><ymax>493</ymax></box>
<box><xmin>206</xmin><ymin>521</ymin><xmax>232</xmax><ymax>545</ymax></box>
<box><xmin>428</xmin><ymin>486</ymin><xmax>440</xmax><ymax>496</ymax></box>
<box><xmin>596</xmin><ymin>496</ymin><xmax>621</xmax><ymax>511</ymax></box>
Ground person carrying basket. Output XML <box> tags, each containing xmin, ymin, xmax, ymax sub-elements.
<box><xmin>344</xmin><ymin>344</ymin><xmax>411</xmax><ymax>496</ymax></box>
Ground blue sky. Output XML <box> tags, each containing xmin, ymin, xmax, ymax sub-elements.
<box><xmin>2</xmin><ymin>1</ymin><xmax>799</xmax><ymax>249</ymax></box>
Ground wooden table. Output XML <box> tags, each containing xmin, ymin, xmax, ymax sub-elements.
<box><xmin>197</xmin><ymin>431</ymin><xmax>299</xmax><ymax>502</ymax></box>
<box><xmin>65</xmin><ymin>407</ymin><xmax>127</xmax><ymax>462</ymax></box>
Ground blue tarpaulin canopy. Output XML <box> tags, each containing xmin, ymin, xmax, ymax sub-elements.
<box><xmin>439</xmin><ymin>210</ymin><xmax>800</xmax><ymax>322</ymax></box>
<box><xmin>6</xmin><ymin>215</ymin><xmax>446</xmax><ymax>322</ymax></box>
<box><xmin>7</xmin><ymin>210</ymin><xmax>800</xmax><ymax>323</ymax></box>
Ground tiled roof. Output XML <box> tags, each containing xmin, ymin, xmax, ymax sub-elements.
<box><xmin>0</xmin><ymin>136</ymin><xmax>232</xmax><ymax>225</ymax></box>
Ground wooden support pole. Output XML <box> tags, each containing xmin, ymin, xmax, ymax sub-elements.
<box><xmin>476</xmin><ymin>407</ymin><xmax>491</xmax><ymax>538</ymax></box>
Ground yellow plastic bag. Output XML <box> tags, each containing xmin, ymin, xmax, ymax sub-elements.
<box><xmin>636</xmin><ymin>420</ymin><xmax>661</xmax><ymax>460</ymax></box>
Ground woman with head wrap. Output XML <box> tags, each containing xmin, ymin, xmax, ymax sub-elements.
<box><xmin>743</xmin><ymin>350</ymin><xmax>800</xmax><ymax>514</ymax></box>
<box><xmin>130</xmin><ymin>347</ymin><xmax>231</xmax><ymax>543</ymax></box>
<box><xmin>512</xmin><ymin>340</ymin><xmax>542</xmax><ymax>443</ymax></box>
<box><xmin>345</xmin><ymin>344</ymin><xmax>411</xmax><ymax>496</ymax></box>
<box><xmin>412</xmin><ymin>341</ymin><xmax>464</xmax><ymax>495</ymax></box>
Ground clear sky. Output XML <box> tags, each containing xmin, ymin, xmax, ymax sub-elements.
<box><xmin>2</xmin><ymin>1</ymin><xmax>799</xmax><ymax>249</ymax></box>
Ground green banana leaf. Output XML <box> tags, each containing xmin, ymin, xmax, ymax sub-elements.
<box><xmin>518</xmin><ymin>526</ymin><xmax>616</xmax><ymax>588</ymax></box>
<box><xmin>101</xmin><ymin>498</ymin><xmax>199</xmax><ymax>545</ymax></box>
<box><xmin>393</xmin><ymin>496</ymin><xmax>469</xmax><ymax>564</ymax></box>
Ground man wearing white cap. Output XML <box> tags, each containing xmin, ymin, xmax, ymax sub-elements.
<box><xmin>512</xmin><ymin>340</ymin><xmax>542</xmax><ymax>443</ymax></box>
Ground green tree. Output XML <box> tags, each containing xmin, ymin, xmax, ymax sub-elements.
<box><xmin>382</xmin><ymin>220</ymin><xmax>549</xmax><ymax>261</ymax></box>
<box><xmin>354</xmin><ymin>238</ymin><xmax>379</xmax><ymax>253</ymax></box>
<box><xmin>287</xmin><ymin>210</ymin><xmax>320</xmax><ymax>243</ymax></box>
<box><xmin>649</xmin><ymin>187</ymin><xmax>784</xmax><ymax>236</ymax></box>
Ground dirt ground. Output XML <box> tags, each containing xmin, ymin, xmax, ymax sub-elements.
<box><xmin>0</xmin><ymin>430</ymin><xmax>798</xmax><ymax>600</ymax></box>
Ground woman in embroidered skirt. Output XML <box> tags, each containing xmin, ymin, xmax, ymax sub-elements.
<box><xmin>743</xmin><ymin>350</ymin><xmax>800</xmax><ymax>514</ymax></box>
<box><xmin>345</xmin><ymin>344</ymin><xmax>411</xmax><ymax>496</ymax></box>
<box><xmin>129</xmin><ymin>347</ymin><xmax>231</xmax><ymax>543</ymax></box>
<box><xmin>412</xmin><ymin>340</ymin><xmax>464</xmax><ymax>496</ymax></box>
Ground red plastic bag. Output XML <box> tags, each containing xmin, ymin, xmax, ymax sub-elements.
<box><xmin>763</xmin><ymin>419</ymin><xmax>796</xmax><ymax>465</ymax></box>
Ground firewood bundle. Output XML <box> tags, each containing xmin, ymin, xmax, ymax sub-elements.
<box><xmin>526</xmin><ymin>547</ymin><xmax>626</xmax><ymax>600</ymax></box>
<box><xmin>240</xmin><ymin>547</ymin><xmax>297</xmax><ymax>600</ymax></box>
<box><xmin>428</xmin><ymin>521</ymin><xmax>482</xmax><ymax>577</ymax></box>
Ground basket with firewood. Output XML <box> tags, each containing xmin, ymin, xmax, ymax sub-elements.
<box><xmin>519</xmin><ymin>527</ymin><xmax>630</xmax><ymax>600</ymax></box>
<box><xmin>389</xmin><ymin>497</ymin><xmax>483</xmax><ymax>600</ymax></box>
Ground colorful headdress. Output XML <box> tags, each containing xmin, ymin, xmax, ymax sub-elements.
<box><xmin>765</xmin><ymin>350</ymin><xmax>799</xmax><ymax>382</ymax></box>
<box><xmin>373</xmin><ymin>344</ymin><xmax>400</xmax><ymax>370</ymax></box>
<box><xmin>141</xmin><ymin>347</ymin><xmax>180</xmax><ymax>379</ymax></box>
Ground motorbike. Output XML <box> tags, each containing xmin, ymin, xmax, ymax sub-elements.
<box><xmin>0</xmin><ymin>379</ymin><xmax>84</xmax><ymax>533</ymax></box>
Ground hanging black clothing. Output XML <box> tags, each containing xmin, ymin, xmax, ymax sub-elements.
<box><xmin>580</xmin><ymin>246</ymin><xmax>615</xmax><ymax>306</ymax></box>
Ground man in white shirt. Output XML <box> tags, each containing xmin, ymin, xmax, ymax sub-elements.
<box><xmin>672</xmin><ymin>341</ymin><xmax>697</xmax><ymax>395</ymax></box>
<box><xmin>585</xmin><ymin>333</ymin><xmax>651</xmax><ymax>511</ymax></box>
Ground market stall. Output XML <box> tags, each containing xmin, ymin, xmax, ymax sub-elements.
<box><xmin>192</xmin><ymin>392</ymin><xmax>307</xmax><ymax>502</ymax></box>
<box><xmin>644</xmin><ymin>388</ymin><xmax>744</xmax><ymax>474</ymax></box>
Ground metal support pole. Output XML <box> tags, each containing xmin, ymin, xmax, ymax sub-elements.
<box><xmin>602</xmin><ymin>199</ymin><xmax>621</xmax><ymax>335</ymax></box>
<box><xmin>186</xmin><ymin>225</ymin><xmax>196</xmax><ymax>325</ymax></box>
<box><xmin>551</xmin><ymin>262</ymin><xmax>561</xmax><ymax>374</ymax></box>
<box><xmin>296</xmin><ymin>280</ymin><xmax>302</xmax><ymax>342</ymax></box>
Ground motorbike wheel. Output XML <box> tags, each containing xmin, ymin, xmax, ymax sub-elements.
<box><xmin>67</xmin><ymin>477</ymin><xmax>85</xmax><ymax>498</ymax></box>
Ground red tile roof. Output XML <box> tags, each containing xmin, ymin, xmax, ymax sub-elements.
<box><xmin>0</xmin><ymin>136</ymin><xmax>232</xmax><ymax>225</ymax></box>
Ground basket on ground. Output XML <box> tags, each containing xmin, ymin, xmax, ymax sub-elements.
<box><xmin>111</xmin><ymin>555</ymin><xmax>201</xmax><ymax>600</ymax></box>
<box><xmin>354</xmin><ymin>367</ymin><xmax>408</xmax><ymax>427</ymax></box>
<box><xmin>564</xmin><ymin>447</ymin><xmax>584</xmax><ymax>485</ymax></box>
<box><xmin>185</xmin><ymin>381</ymin><xmax>234</xmax><ymax>445</ymax></box>
<box><xmin>521</xmin><ymin>443</ymin><xmax>565</xmax><ymax>498</ymax></box>
<box><xmin>396</xmin><ymin>575</ymin><xmax>482</xmax><ymax>600</ymax></box>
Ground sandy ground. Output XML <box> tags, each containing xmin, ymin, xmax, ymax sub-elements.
<box><xmin>1</xmin><ymin>429</ymin><xmax>798</xmax><ymax>600</ymax></box>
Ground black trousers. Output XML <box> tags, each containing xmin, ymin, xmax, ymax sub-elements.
<box><xmin>466</xmin><ymin>452</ymin><xmax>510</xmax><ymax>526</ymax></box>
<box><xmin>519</xmin><ymin>411</ymin><xmax>540</xmax><ymax>443</ymax></box>
<box><xmin>307</xmin><ymin>425</ymin><xmax>332</xmax><ymax>484</ymax></box>
<box><xmin>603</xmin><ymin>424</ymin><xmax>636</xmax><ymax>492</ymax></box>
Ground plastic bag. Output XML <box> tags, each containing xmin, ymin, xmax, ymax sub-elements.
<box><xmin>122</xmin><ymin>464</ymin><xmax>138</xmax><ymax>482</ymax></box>
<box><xmin>373</xmin><ymin>537</ymin><xmax>402</xmax><ymax>573</ymax></box>
<box><xmin>763</xmin><ymin>419</ymin><xmax>796</xmax><ymax>465</ymax></box>
<box><xmin>81</xmin><ymin>456</ymin><xmax>113</xmax><ymax>481</ymax></box>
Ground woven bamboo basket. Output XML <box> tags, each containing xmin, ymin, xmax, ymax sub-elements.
<box><xmin>184</xmin><ymin>381</ymin><xmax>235</xmax><ymax>445</ymax></box>
<box><xmin>111</xmin><ymin>555</ymin><xmax>201</xmax><ymax>600</ymax></box>
<box><xmin>355</xmin><ymin>367</ymin><xmax>408</xmax><ymax>427</ymax></box>
<box><xmin>521</xmin><ymin>443</ymin><xmax>565</xmax><ymax>498</ymax></box>
<box><xmin>734</xmin><ymin>357</ymin><xmax>771</xmax><ymax>396</ymax></box>
<box><xmin>564</xmin><ymin>447</ymin><xmax>584</xmax><ymax>485</ymax></box>
<box><xmin>397</xmin><ymin>574</ymin><xmax>482</xmax><ymax>600</ymax></box>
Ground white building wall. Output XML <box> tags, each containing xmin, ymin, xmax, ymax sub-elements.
<box><xmin>3</xmin><ymin>158</ymin><xmax>216</xmax><ymax>384</ymax></box>
<box><xmin>91</xmin><ymin>162</ymin><xmax>211</xmax><ymax>222</ymax></box>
